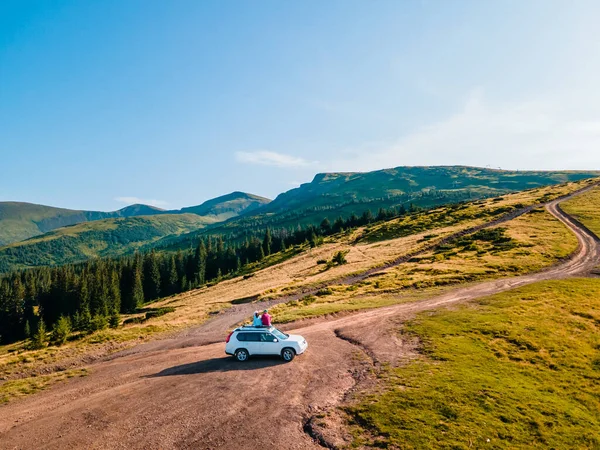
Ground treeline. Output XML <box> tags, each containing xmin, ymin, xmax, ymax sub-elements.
<box><xmin>0</xmin><ymin>204</ymin><xmax>414</xmax><ymax>346</ymax></box>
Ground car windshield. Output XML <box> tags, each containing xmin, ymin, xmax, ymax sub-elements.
<box><xmin>270</xmin><ymin>328</ymin><xmax>288</xmax><ymax>340</ymax></box>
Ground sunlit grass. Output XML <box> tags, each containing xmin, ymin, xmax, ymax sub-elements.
<box><xmin>346</xmin><ymin>278</ymin><xmax>600</xmax><ymax>449</ymax></box>
<box><xmin>562</xmin><ymin>186</ymin><xmax>600</xmax><ymax>237</ymax></box>
<box><xmin>269</xmin><ymin>208</ymin><xmax>578</xmax><ymax>323</ymax></box>
<box><xmin>0</xmin><ymin>368</ymin><xmax>88</xmax><ymax>405</ymax></box>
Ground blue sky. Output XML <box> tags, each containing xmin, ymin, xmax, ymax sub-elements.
<box><xmin>2</xmin><ymin>0</ymin><xmax>600</xmax><ymax>211</ymax></box>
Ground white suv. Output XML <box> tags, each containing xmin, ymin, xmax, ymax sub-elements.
<box><xmin>225</xmin><ymin>326</ymin><xmax>308</xmax><ymax>362</ymax></box>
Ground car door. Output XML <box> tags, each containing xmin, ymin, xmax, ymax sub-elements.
<box><xmin>259</xmin><ymin>332</ymin><xmax>281</xmax><ymax>355</ymax></box>
<box><xmin>237</xmin><ymin>332</ymin><xmax>261</xmax><ymax>355</ymax></box>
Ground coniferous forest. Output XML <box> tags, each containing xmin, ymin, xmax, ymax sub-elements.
<box><xmin>0</xmin><ymin>206</ymin><xmax>408</xmax><ymax>345</ymax></box>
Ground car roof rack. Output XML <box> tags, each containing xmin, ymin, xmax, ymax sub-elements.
<box><xmin>236</xmin><ymin>325</ymin><xmax>274</xmax><ymax>331</ymax></box>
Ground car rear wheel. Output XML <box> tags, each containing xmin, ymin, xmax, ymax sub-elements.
<box><xmin>235</xmin><ymin>349</ymin><xmax>249</xmax><ymax>362</ymax></box>
<box><xmin>281</xmin><ymin>347</ymin><xmax>295</xmax><ymax>362</ymax></box>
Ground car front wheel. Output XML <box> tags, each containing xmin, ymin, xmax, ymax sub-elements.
<box><xmin>235</xmin><ymin>349</ymin><xmax>249</xmax><ymax>362</ymax></box>
<box><xmin>281</xmin><ymin>347</ymin><xmax>295</xmax><ymax>362</ymax></box>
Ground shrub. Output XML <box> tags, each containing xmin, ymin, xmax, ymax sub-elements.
<box><xmin>301</xmin><ymin>295</ymin><xmax>317</xmax><ymax>306</ymax></box>
<box><xmin>123</xmin><ymin>317</ymin><xmax>145</xmax><ymax>325</ymax></box>
<box><xmin>51</xmin><ymin>316</ymin><xmax>71</xmax><ymax>346</ymax></box>
<box><xmin>145</xmin><ymin>307</ymin><xmax>175</xmax><ymax>320</ymax></box>
<box><xmin>316</xmin><ymin>259</ymin><xmax>327</xmax><ymax>265</ymax></box>
<box><xmin>316</xmin><ymin>288</ymin><xmax>334</xmax><ymax>296</ymax></box>
<box><xmin>332</xmin><ymin>250</ymin><xmax>349</xmax><ymax>265</ymax></box>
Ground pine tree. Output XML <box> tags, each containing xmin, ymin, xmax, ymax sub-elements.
<box><xmin>131</xmin><ymin>260</ymin><xmax>144</xmax><ymax>311</ymax></box>
<box><xmin>333</xmin><ymin>216</ymin><xmax>345</xmax><ymax>233</ymax></box>
<box><xmin>175</xmin><ymin>250</ymin><xmax>186</xmax><ymax>282</ymax></box>
<box><xmin>109</xmin><ymin>310</ymin><xmax>120</xmax><ymax>329</ymax></box>
<box><xmin>89</xmin><ymin>314</ymin><xmax>108</xmax><ymax>332</ymax></box>
<box><xmin>79</xmin><ymin>305</ymin><xmax>92</xmax><ymax>331</ymax></box>
<box><xmin>90</xmin><ymin>268</ymin><xmax>109</xmax><ymax>317</ymax></box>
<box><xmin>167</xmin><ymin>255</ymin><xmax>178</xmax><ymax>295</ymax></box>
<box><xmin>142</xmin><ymin>251</ymin><xmax>161</xmax><ymax>300</ymax></box>
<box><xmin>309</xmin><ymin>230</ymin><xmax>318</xmax><ymax>248</ymax></box>
<box><xmin>320</xmin><ymin>218</ymin><xmax>332</xmax><ymax>235</ymax></box>
<box><xmin>179</xmin><ymin>275</ymin><xmax>189</xmax><ymax>293</ymax></box>
<box><xmin>194</xmin><ymin>241</ymin><xmax>207</xmax><ymax>286</ymax></box>
<box><xmin>51</xmin><ymin>316</ymin><xmax>71</xmax><ymax>346</ymax></box>
<box><xmin>24</xmin><ymin>320</ymin><xmax>31</xmax><ymax>339</ymax></box>
<box><xmin>109</xmin><ymin>269</ymin><xmax>121</xmax><ymax>315</ymax></box>
<box><xmin>123</xmin><ymin>259</ymin><xmax>144</xmax><ymax>313</ymax></box>
<box><xmin>31</xmin><ymin>318</ymin><xmax>47</xmax><ymax>349</ymax></box>
<box><xmin>262</xmin><ymin>229</ymin><xmax>272</xmax><ymax>256</ymax></box>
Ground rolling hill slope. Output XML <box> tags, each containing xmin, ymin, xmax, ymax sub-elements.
<box><xmin>0</xmin><ymin>192</ymin><xmax>270</xmax><ymax>247</ymax></box>
<box><xmin>0</xmin><ymin>202</ymin><xmax>165</xmax><ymax>246</ymax></box>
<box><xmin>174</xmin><ymin>192</ymin><xmax>270</xmax><ymax>219</ymax></box>
<box><xmin>0</xmin><ymin>214</ymin><xmax>212</xmax><ymax>272</ymax></box>
<box><xmin>156</xmin><ymin>166</ymin><xmax>600</xmax><ymax>250</ymax></box>
<box><xmin>0</xmin><ymin>192</ymin><xmax>271</xmax><ymax>272</ymax></box>
<box><xmin>262</xmin><ymin>166</ymin><xmax>598</xmax><ymax>212</ymax></box>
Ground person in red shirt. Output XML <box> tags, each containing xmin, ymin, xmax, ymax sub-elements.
<box><xmin>261</xmin><ymin>309</ymin><xmax>272</xmax><ymax>326</ymax></box>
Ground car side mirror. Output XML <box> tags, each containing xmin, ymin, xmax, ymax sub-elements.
<box><xmin>273</xmin><ymin>338</ymin><xmax>279</xmax><ymax>342</ymax></box>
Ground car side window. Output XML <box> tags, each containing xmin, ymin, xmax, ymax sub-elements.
<box><xmin>261</xmin><ymin>333</ymin><xmax>276</xmax><ymax>342</ymax></box>
<box><xmin>239</xmin><ymin>333</ymin><xmax>261</xmax><ymax>342</ymax></box>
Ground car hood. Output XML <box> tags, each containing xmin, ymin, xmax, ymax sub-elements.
<box><xmin>285</xmin><ymin>334</ymin><xmax>306</xmax><ymax>343</ymax></box>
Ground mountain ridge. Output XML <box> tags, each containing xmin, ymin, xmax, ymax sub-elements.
<box><xmin>154</xmin><ymin>166</ymin><xmax>600</xmax><ymax>251</ymax></box>
<box><xmin>2</xmin><ymin>166</ymin><xmax>599</xmax><ymax>273</ymax></box>
<box><xmin>0</xmin><ymin>191</ymin><xmax>271</xmax><ymax>246</ymax></box>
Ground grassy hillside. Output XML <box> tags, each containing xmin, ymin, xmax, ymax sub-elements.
<box><xmin>0</xmin><ymin>192</ymin><xmax>271</xmax><ymax>272</ymax></box>
<box><xmin>0</xmin><ymin>214</ymin><xmax>212</xmax><ymax>272</ymax></box>
<box><xmin>561</xmin><ymin>186</ymin><xmax>600</xmax><ymax>237</ymax></box>
<box><xmin>157</xmin><ymin>166</ymin><xmax>600</xmax><ymax>251</ymax></box>
<box><xmin>346</xmin><ymin>279</ymin><xmax>600</xmax><ymax>448</ymax></box>
<box><xmin>176</xmin><ymin>191</ymin><xmax>270</xmax><ymax>219</ymax></box>
<box><xmin>0</xmin><ymin>202</ymin><xmax>165</xmax><ymax>247</ymax></box>
<box><xmin>0</xmin><ymin>192</ymin><xmax>270</xmax><ymax>247</ymax></box>
<box><xmin>264</xmin><ymin>166</ymin><xmax>598</xmax><ymax>213</ymax></box>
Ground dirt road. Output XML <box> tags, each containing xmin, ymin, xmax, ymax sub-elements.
<box><xmin>0</xmin><ymin>190</ymin><xmax>598</xmax><ymax>450</ymax></box>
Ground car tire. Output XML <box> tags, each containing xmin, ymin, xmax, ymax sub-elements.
<box><xmin>281</xmin><ymin>347</ymin><xmax>295</xmax><ymax>362</ymax></box>
<box><xmin>235</xmin><ymin>349</ymin><xmax>249</xmax><ymax>362</ymax></box>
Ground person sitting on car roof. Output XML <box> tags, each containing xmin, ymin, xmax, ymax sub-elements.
<box><xmin>261</xmin><ymin>309</ymin><xmax>272</xmax><ymax>326</ymax></box>
<box><xmin>252</xmin><ymin>311</ymin><xmax>263</xmax><ymax>327</ymax></box>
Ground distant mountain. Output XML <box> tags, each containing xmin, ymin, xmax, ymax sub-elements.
<box><xmin>169</xmin><ymin>192</ymin><xmax>270</xmax><ymax>219</ymax></box>
<box><xmin>0</xmin><ymin>192</ymin><xmax>270</xmax><ymax>247</ymax></box>
<box><xmin>157</xmin><ymin>166</ymin><xmax>600</xmax><ymax>250</ymax></box>
<box><xmin>116</xmin><ymin>204</ymin><xmax>166</xmax><ymax>216</ymax></box>
<box><xmin>263</xmin><ymin>166</ymin><xmax>599</xmax><ymax>213</ymax></box>
<box><xmin>2</xmin><ymin>166</ymin><xmax>599</xmax><ymax>273</ymax></box>
<box><xmin>0</xmin><ymin>192</ymin><xmax>271</xmax><ymax>272</ymax></box>
<box><xmin>0</xmin><ymin>214</ymin><xmax>212</xmax><ymax>273</ymax></box>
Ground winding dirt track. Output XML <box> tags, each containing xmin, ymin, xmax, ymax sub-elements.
<box><xmin>1</xmin><ymin>190</ymin><xmax>599</xmax><ymax>450</ymax></box>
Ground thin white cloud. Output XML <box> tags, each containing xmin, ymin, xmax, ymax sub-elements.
<box><xmin>326</xmin><ymin>88</ymin><xmax>600</xmax><ymax>172</ymax></box>
<box><xmin>235</xmin><ymin>150</ymin><xmax>315</xmax><ymax>168</ymax></box>
<box><xmin>115</xmin><ymin>196</ymin><xmax>168</xmax><ymax>207</ymax></box>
